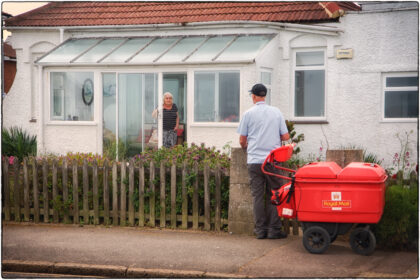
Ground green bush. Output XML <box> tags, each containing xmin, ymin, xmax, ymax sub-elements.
<box><xmin>372</xmin><ymin>185</ymin><xmax>418</xmax><ymax>250</ymax></box>
<box><xmin>2</xmin><ymin>126</ymin><xmax>37</xmax><ymax>161</ymax></box>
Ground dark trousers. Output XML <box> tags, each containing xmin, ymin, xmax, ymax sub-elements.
<box><xmin>247</xmin><ymin>164</ymin><xmax>283</xmax><ymax>235</ymax></box>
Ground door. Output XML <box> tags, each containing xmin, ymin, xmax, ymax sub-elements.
<box><xmin>102</xmin><ymin>73</ymin><xmax>158</xmax><ymax>159</ymax></box>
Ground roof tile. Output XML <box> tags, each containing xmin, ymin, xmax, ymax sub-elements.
<box><xmin>5</xmin><ymin>1</ymin><xmax>360</xmax><ymax>27</ymax></box>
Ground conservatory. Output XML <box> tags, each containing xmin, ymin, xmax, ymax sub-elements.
<box><xmin>35</xmin><ymin>34</ymin><xmax>276</xmax><ymax>157</ymax></box>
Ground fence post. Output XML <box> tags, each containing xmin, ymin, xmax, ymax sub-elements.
<box><xmin>13</xmin><ymin>159</ymin><xmax>21</xmax><ymax>222</ymax></box>
<box><xmin>93</xmin><ymin>159</ymin><xmax>99</xmax><ymax>225</ymax></box>
<box><xmin>83</xmin><ymin>159</ymin><xmax>89</xmax><ymax>224</ymax></box>
<box><xmin>112</xmin><ymin>161</ymin><xmax>118</xmax><ymax>226</ymax></box>
<box><xmin>138</xmin><ymin>161</ymin><xmax>145</xmax><ymax>227</ymax></box>
<box><xmin>62</xmin><ymin>158</ymin><xmax>69</xmax><ymax>224</ymax></box>
<box><xmin>181</xmin><ymin>161</ymin><xmax>187</xmax><ymax>229</ymax></box>
<box><xmin>120</xmin><ymin>160</ymin><xmax>127</xmax><ymax>226</ymax></box>
<box><xmin>3</xmin><ymin>157</ymin><xmax>10</xmax><ymax>221</ymax></box>
<box><xmin>170</xmin><ymin>161</ymin><xmax>176</xmax><ymax>229</ymax></box>
<box><xmin>72</xmin><ymin>159</ymin><xmax>79</xmax><ymax>224</ymax></box>
<box><xmin>204</xmin><ymin>162</ymin><xmax>210</xmax><ymax>231</ymax></box>
<box><xmin>128</xmin><ymin>158</ymin><xmax>135</xmax><ymax>226</ymax></box>
<box><xmin>103</xmin><ymin>159</ymin><xmax>110</xmax><ymax>225</ymax></box>
<box><xmin>52</xmin><ymin>159</ymin><xmax>59</xmax><ymax>223</ymax></box>
<box><xmin>160</xmin><ymin>161</ymin><xmax>166</xmax><ymax>228</ymax></box>
<box><xmin>228</xmin><ymin>148</ymin><xmax>254</xmax><ymax>235</ymax></box>
<box><xmin>192</xmin><ymin>162</ymin><xmax>199</xmax><ymax>230</ymax></box>
<box><xmin>23</xmin><ymin>158</ymin><xmax>30</xmax><ymax>222</ymax></box>
<box><xmin>42</xmin><ymin>159</ymin><xmax>49</xmax><ymax>223</ymax></box>
<box><xmin>33</xmin><ymin>158</ymin><xmax>39</xmax><ymax>223</ymax></box>
<box><xmin>149</xmin><ymin>161</ymin><xmax>155</xmax><ymax>227</ymax></box>
<box><xmin>215</xmin><ymin>164</ymin><xmax>221</xmax><ymax>232</ymax></box>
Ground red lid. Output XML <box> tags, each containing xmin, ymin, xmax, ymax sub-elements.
<box><xmin>295</xmin><ymin>162</ymin><xmax>342</xmax><ymax>179</ymax></box>
<box><xmin>338</xmin><ymin>162</ymin><xmax>387</xmax><ymax>181</ymax></box>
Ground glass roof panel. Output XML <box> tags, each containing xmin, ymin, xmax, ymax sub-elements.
<box><xmin>102</xmin><ymin>38</ymin><xmax>152</xmax><ymax>63</ymax></box>
<box><xmin>186</xmin><ymin>36</ymin><xmax>234</xmax><ymax>62</ymax></box>
<box><xmin>38</xmin><ymin>39</ymin><xmax>99</xmax><ymax>63</ymax></box>
<box><xmin>158</xmin><ymin>37</ymin><xmax>206</xmax><ymax>63</ymax></box>
<box><xmin>74</xmin><ymin>38</ymin><xmax>126</xmax><ymax>63</ymax></box>
<box><xmin>130</xmin><ymin>37</ymin><xmax>178</xmax><ymax>63</ymax></box>
<box><xmin>216</xmin><ymin>35</ymin><xmax>273</xmax><ymax>61</ymax></box>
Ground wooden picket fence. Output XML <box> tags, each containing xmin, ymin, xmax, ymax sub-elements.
<box><xmin>2</xmin><ymin>157</ymin><xmax>228</xmax><ymax>230</ymax></box>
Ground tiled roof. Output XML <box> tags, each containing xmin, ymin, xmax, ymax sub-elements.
<box><xmin>5</xmin><ymin>1</ymin><xmax>360</xmax><ymax>27</ymax></box>
<box><xmin>3</xmin><ymin>43</ymin><xmax>16</xmax><ymax>58</ymax></box>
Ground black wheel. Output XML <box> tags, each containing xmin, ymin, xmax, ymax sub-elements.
<box><xmin>349</xmin><ymin>227</ymin><xmax>376</xmax><ymax>256</ymax></box>
<box><xmin>302</xmin><ymin>226</ymin><xmax>331</xmax><ymax>254</ymax></box>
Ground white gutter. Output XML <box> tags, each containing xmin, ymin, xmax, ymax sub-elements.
<box><xmin>35</xmin><ymin>60</ymin><xmax>256</xmax><ymax>67</ymax></box>
<box><xmin>6</xmin><ymin>20</ymin><xmax>344</xmax><ymax>34</ymax></box>
<box><xmin>38</xmin><ymin>65</ymin><xmax>44</xmax><ymax>154</ymax></box>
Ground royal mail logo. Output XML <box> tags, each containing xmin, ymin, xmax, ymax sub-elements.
<box><xmin>322</xmin><ymin>200</ymin><xmax>351</xmax><ymax>208</ymax></box>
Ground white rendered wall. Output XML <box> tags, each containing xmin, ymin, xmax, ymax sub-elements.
<box><xmin>283</xmin><ymin>9</ymin><xmax>418</xmax><ymax>169</ymax></box>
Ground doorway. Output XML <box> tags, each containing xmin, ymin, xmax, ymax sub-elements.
<box><xmin>163</xmin><ymin>73</ymin><xmax>187</xmax><ymax>145</ymax></box>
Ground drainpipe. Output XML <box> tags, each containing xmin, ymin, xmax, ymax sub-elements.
<box><xmin>38</xmin><ymin>65</ymin><xmax>44</xmax><ymax>154</ymax></box>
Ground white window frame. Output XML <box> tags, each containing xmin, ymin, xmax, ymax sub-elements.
<box><xmin>381</xmin><ymin>72</ymin><xmax>418</xmax><ymax>123</ymax></box>
<box><xmin>192</xmin><ymin>69</ymin><xmax>241</xmax><ymax>126</ymax></box>
<box><xmin>46</xmin><ymin>69</ymin><xmax>98</xmax><ymax>125</ymax></box>
<box><xmin>260</xmin><ymin>68</ymin><xmax>272</xmax><ymax>105</ymax></box>
<box><xmin>291</xmin><ymin>48</ymin><xmax>327</xmax><ymax>121</ymax></box>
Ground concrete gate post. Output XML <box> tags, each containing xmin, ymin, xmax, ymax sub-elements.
<box><xmin>228</xmin><ymin>148</ymin><xmax>254</xmax><ymax>235</ymax></box>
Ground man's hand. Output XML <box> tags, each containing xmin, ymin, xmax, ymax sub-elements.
<box><xmin>239</xmin><ymin>135</ymin><xmax>248</xmax><ymax>149</ymax></box>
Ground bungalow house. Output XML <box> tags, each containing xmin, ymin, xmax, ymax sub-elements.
<box><xmin>3</xmin><ymin>1</ymin><xmax>418</xmax><ymax>169</ymax></box>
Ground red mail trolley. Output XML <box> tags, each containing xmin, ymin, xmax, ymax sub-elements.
<box><xmin>262</xmin><ymin>144</ymin><xmax>387</xmax><ymax>255</ymax></box>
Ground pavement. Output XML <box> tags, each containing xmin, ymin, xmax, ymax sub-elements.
<box><xmin>2</xmin><ymin>222</ymin><xmax>419</xmax><ymax>278</ymax></box>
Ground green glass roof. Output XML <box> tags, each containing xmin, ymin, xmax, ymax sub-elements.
<box><xmin>36</xmin><ymin>34</ymin><xmax>275</xmax><ymax>65</ymax></box>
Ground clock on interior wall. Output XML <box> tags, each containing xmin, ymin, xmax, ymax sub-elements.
<box><xmin>82</xmin><ymin>78</ymin><xmax>94</xmax><ymax>106</ymax></box>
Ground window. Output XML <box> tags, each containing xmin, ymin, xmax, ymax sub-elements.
<box><xmin>293</xmin><ymin>50</ymin><xmax>325</xmax><ymax>118</ymax></box>
<box><xmin>194</xmin><ymin>71</ymin><xmax>240</xmax><ymax>122</ymax></box>
<box><xmin>383</xmin><ymin>73</ymin><xmax>418</xmax><ymax>120</ymax></box>
<box><xmin>260</xmin><ymin>71</ymin><xmax>272</xmax><ymax>105</ymax></box>
<box><xmin>50</xmin><ymin>72</ymin><xmax>94</xmax><ymax>121</ymax></box>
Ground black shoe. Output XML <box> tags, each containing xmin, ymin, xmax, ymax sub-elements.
<box><xmin>267</xmin><ymin>231</ymin><xmax>288</xmax><ymax>239</ymax></box>
<box><xmin>255</xmin><ymin>231</ymin><xmax>267</xmax><ymax>239</ymax></box>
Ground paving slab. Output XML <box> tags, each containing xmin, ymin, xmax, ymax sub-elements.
<box><xmin>2</xmin><ymin>223</ymin><xmax>418</xmax><ymax>278</ymax></box>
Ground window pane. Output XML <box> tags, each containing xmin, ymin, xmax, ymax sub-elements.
<box><xmin>103</xmin><ymin>73</ymin><xmax>117</xmax><ymax>157</ymax></box>
<box><xmin>217</xmin><ymin>35</ymin><xmax>273</xmax><ymax>61</ymax></box>
<box><xmin>385</xmin><ymin>90</ymin><xmax>419</xmax><ymax>118</ymax></box>
<box><xmin>50</xmin><ymin>72</ymin><xmax>94</xmax><ymax>121</ymax></box>
<box><xmin>187</xmin><ymin>36</ymin><xmax>234</xmax><ymax>62</ymax></box>
<box><xmin>102</xmin><ymin>38</ymin><xmax>152</xmax><ymax>63</ymax></box>
<box><xmin>40</xmin><ymin>39</ymin><xmax>99</xmax><ymax>63</ymax></box>
<box><xmin>261</xmin><ymin>72</ymin><xmax>271</xmax><ymax>85</ymax></box>
<box><xmin>295</xmin><ymin>70</ymin><xmax>325</xmax><ymax>117</ymax></box>
<box><xmin>130</xmin><ymin>38</ymin><xmax>178</xmax><ymax>63</ymax></box>
<box><xmin>386</xmin><ymin>76</ymin><xmax>419</xmax><ymax>87</ymax></box>
<box><xmin>158</xmin><ymin>37</ymin><xmax>206</xmax><ymax>62</ymax></box>
<box><xmin>76</xmin><ymin>39</ymin><xmax>126</xmax><ymax>63</ymax></box>
<box><xmin>218</xmin><ymin>72</ymin><xmax>240</xmax><ymax>122</ymax></box>
<box><xmin>296</xmin><ymin>51</ymin><xmax>324</xmax><ymax>67</ymax></box>
<box><xmin>194</xmin><ymin>73</ymin><xmax>215</xmax><ymax>122</ymax></box>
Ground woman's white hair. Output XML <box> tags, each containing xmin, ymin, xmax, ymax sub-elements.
<box><xmin>163</xmin><ymin>92</ymin><xmax>173</xmax><ymax>100</ymax></box>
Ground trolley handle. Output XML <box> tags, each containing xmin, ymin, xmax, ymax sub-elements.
<box><xmin>261</xmin><ymin>144</ymin><xmax>296</xmax><ymax>181</ymax></box>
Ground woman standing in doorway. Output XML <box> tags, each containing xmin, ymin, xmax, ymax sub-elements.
<box><xmin>162</xmin><ymin>92</ymin><xmax>179</xmax><ymax>148</ymax></box>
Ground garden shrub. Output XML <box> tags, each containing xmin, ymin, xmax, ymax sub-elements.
<box><xmin>372</xmin><ymin>184</ymin><xmax>418</xmax><ymax>251</ymax></box>
<box><xmin>2</xmin><ymin>126</ymin><xmax>37</xmax><ymax>161</ymax></box>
